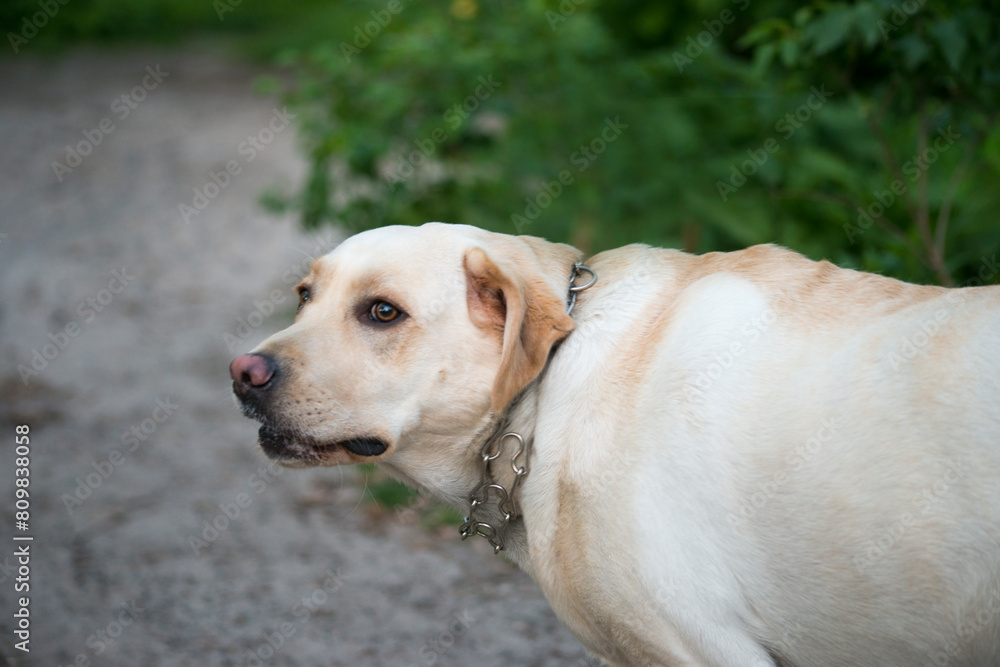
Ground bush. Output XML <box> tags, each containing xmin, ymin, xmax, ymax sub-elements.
<box><xmin>273</xmin><ymin>0</ymin><xmax>1000</xmax><ymax>286</ymax></box>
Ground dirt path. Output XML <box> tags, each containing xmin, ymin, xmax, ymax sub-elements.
<box><xmin>0</xmin><ymin>48</ymin><xmax>589</xmax><ymax>667</ymax></box>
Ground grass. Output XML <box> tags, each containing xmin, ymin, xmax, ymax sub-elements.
<box><xmin>357</xmin><ymin>464</ymin><xmax>466</xmax><ymax>530</ymax></box>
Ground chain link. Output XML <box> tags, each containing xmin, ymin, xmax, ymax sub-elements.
<box><xmin>567</xmin><ymin>262</ymin><xmax>597</xmax><ymax>315</ymax></box>
<box><xmin>459</xmin><ymin>433</ymin><xmax>527</xmax><ymax>553</ymax></box>
<box><xmin>459</xmin><ymin>262</ymin><xmax>595</xmax><ymax>554</ymax></box>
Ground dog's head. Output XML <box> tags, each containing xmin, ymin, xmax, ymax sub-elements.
<box><xmin>230</xmin><ymin>223</ymin><xmax>578</xmax><ymax>478</ymax></box>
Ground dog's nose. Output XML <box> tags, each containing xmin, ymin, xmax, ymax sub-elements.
<box><xmin>230</xmin><ymin>353</ymin><xmax>276</xmax><ymax>392</ymax></box>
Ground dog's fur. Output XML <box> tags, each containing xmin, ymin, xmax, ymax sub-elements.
<box><xmin>234</xmin><ymin>222</ymin><xmax>1000</xmax><ymax>666</ymax></box>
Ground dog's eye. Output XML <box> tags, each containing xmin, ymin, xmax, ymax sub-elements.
<box><xmin>297</xmin><ymin>287</ymin><xmax>310</xmax><ymax>311</ymax></box>
<box><xmin>369</xmin><ymin>301</ymin><xmax>400</xmax><ymax>323</ymax></box>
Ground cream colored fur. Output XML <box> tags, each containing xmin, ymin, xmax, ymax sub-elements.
<box><xmin>246</xmin><ymin>222</ymin><xmax>1000</xmax><ymax>666</ymax></box>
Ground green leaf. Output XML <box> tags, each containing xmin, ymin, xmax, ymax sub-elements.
<box><xmin>982</xmin><ymin>123</ymin><xmax>1000</xmax><ymax>174</ymax></box>
<box><xmin>963</xmin><ymin>9</ymin><xmax>991</xmax><ymax>47</ymax></box>
<box><xmin>780</xmin><ymin>38</ymin><xmax>800</xmax><ymax>67</ymax></box>
<box><xmin>738</xmin><ymin>19</ymin><xmax>788</xmax><ymax>49</ymax></box>
<box><xmin>752</xmin><ymin>42</ymin><xmax>777</xmax><ymax>77</ymax></box>
<box><xmin>795</xmin><ymin>147</ymin><xmax>859</xmax><ymax>190</ymax></box>
<box><xmin>804</xmin><ymin>4</ymin><xmax>854</xmax><ymax>56</ymax></box>
<box><xmin>929</xmin><ymin>19</ymin><xmax>967</xmax><ymax>72</ymax></box>
<box><xmin>895</xmin><ymin>34</ymin><xmax>932</xmax><ymax>70</ymax></box>
<box><xmin>853</xmin><ymin>2</ymin><xmax>883</xmax><ymax>49</ymax></box>
<box><xmin>685</xmin><ymin>191</ymin><xmax>770</xmax><ymax>247</ymax></box>
<box><xmin>793</xmin><ymin>7</ymin><xmax>814</xmax><ymax>29</ymax></box>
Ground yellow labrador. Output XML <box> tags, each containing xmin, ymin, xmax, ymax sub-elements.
<box><xmin>231</xmin><ymin>222</ymin><xmax>1000</xmax><ymax>666</ymax></box>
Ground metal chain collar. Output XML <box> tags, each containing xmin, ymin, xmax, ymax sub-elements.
<box><xmin>459</xmin><ymin>262</ymin><xmax>596</xmax><ymax>553</ymax></box>
<box><xmin>566</xmin><ymin>262</ymin><xmax>597</xmax><ymax>315</ymax></box>
<box><xmin>458</xmin><ymin>432</ymin><xmax>529</xmax><ymax>553</ymax></box>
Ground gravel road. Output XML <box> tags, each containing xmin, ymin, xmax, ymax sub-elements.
<box><xmin>0</xmin><ymin>48</ymin><xmax>591</xmax><ymax>667</ymax></box>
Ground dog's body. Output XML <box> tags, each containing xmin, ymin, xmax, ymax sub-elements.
<box><xmin>231</xmin><ymin>223</ymin><xmax>1000</xmax><ymax>666</ymax></box>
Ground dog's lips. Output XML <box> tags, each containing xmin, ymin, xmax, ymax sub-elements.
<box><xmin>256</xmin><ymin>424</ymin><xmax>388</xmax><ymax>461</ymax></box>
<box><xmin>257</xmin><ymin>424</ymin><xmax>297</xmax><ymax>459</ymax></box>
<box><xmin>335</xmin><ymin>437</ymin><xmax>389</xmax><ymax>457</ymax></box>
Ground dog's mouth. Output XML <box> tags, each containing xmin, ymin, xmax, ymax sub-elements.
<box><xmin>257</xmin><ymin>424</ymin><xmax>389</xmax><ymax>465</ymax></box>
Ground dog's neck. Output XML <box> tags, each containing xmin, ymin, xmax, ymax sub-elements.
<box><xmin>379</xmin><ymin>261</ymin><xmax>594</xmax><ymax>574</ymax></box>
<box><xmin>376</xmin><ymin>383</ymin><xmax>539</xmax><ymax>571</ymax></box>
<box><xmin>454</xmin><ymin>261</ymin><xmax>595</xmax><ymax>570</ymax></box>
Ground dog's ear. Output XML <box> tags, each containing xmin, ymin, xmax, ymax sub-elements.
<box><xmin>464</xmin><ymin>237</ymin><xmax>580</xmax><ymax>412</ymax></box>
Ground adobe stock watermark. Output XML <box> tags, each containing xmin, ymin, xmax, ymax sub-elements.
<box><xmin>224</xmin><ymin>289</ymin><xmax>289</xmax><ymax>353</ymax></box>
<box><xmin>59</xmin><ymin>599</ymin><xmax>145</xmax><ymax>666</ymax></box>
<box><xmin>383</xmin><ymin>75</ymin><xmax>502</xmax><ymax>190</ymax></box>
<box><xmin>555</xmin><ymin>254</ymin><xmax>657</xmax><ymax>361</ymax></box>
<box><xmin>672</xmin><ymin>0</ymin><xmax>751</xmax><ymax>73</ymax></box>
<box><xmin>717</xmin><ymin>84</ymin><xmax>834</xmax><ymax>201</ymax></box>
<box><xmin>511</xmin><ymin>116</ymin><xmax>628</xmax><ymax>233</ymax></box>
<box><xmin>844</xmin><ymin>126</ymin><xmax>960</xmax><ymax>243</ymax></box>
<box><xmin>179</xmin><ymin>106</ymin><xmax>295</xmax><ymax>224</ymax></box>
<box><xmin>611</xmin><ymin>578</ymin><xmax>780</xmax><ymax>667</ymax></box>
<box><xmin>528</xmin><ymin>402</ymin><xmax>652</xmax><ymax>557</ymax></box>
<box><xmin>682</xmin><ymin>306</ymin><xmax>775</xmax><ymax>403</ymax></box>
<box><xmin>339</xmin><ymin>0</ymin><xmax>409</xmax><ymax>62</ymax></box>
<box><xmin>853</xmin><ymin>457</ymin><xmax>967</xmax><ymax>574</ymax></box>
<box><xmin>222</xmin><ymin>233</ymin><xmax>341</xmax><ymax>353</ymax></box>
<box><xmin>0</xmin><ymin>554</ymin><xmax>20</xmax><ymax>586</ymax></box>
<box><xmin>17</xmin><ymin>266</ymin><xmax>136</xmax><ymax>385</ymax></box>
<box><xmin>7</xmin><ymin>0</ymin><xmax>71</xmax><ymax>54</ymax></box>
<box><xmin>876</xmin><ymin>0</ymin><xmax>928</xmax><ymax>41</ymax></box>
<box><xmin>62</xmin><ymin>397</ymin><xmax>179</xmax><ymax>515</ymax></box>
<box><xmin>51</xmin><ymin>65</ymin><xmax>169</xmax><ymax>182</ymax></box>
<box><xmin>883</xmin><ymin>251</ymin><xmax>997</xmax><ymax>369</ymax></box>
<box><xmin>726</xmin><ymin>417</ymin><xmax>837</xmax><ymax>527</ymax></box>
<box><xmin>213</xmin><ymin>0</ymin><xmax>243</xmax><ymax>21</ymax></box>
<box><xmin>241</xmin><ymin>569</ymin><xmax>350</xmax><ymax>667</ymax></box>
<box><xmin>612</xmin><ymin>578</ymin><xmax>683</xmax><ymax>647</ymax></box>
<box><xmin>404</xmin><ymin>609</ymin><xmax>477</xmax><ymax>667</ymax></box>
<box><xmin>886</xmin><ymin>309</ymin><xmax>950</xmax><ymax>371</ymax></box>
<box><xmin>925</xmin><ymin>587</ymin><xmax>1000</xmax><ymax>667</ymax></box>
<box><xmin>188</xmin><ymin>460</ymin><xmax>285</xmax><ymax>556</ymax></box>
<box><xmin>961</xmin><ymin>254</ymin><xmax>1000</xmax><ymax>288</ymax></box>
<box><xmin>546</xmin><ymin>0</ymin><xmax>588</xmax><ymax>30</ymax></box>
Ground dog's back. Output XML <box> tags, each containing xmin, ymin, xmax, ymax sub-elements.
<box><xmin>531</xmin><ymin>243</ymin><xmax>1000</xmax><ymax>665</ymax></box>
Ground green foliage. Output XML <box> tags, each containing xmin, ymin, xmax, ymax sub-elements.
<box><xmin>740</xmin><ymin>0</ymin><xmax>1000</xmax><ymax>284</ymax></box>
<box><xmin>7</xmin><ymin>0</ymin><xmax>997</xmax><ymax>284</ymax></box>
<box><xmin>357</xmin><ymin>464</ymin><xmax>463</xmax><ymax>529</ymax></box>
<box><xmin>0</xmin><ymin>0</ymin><xmax>369</xmax><ymax>57</ymax></box>
<box><xmin>272</xmin><ymin>0</ymin><xmax>1000</xmax><ymax>286</ymax></box>
<box><xmin>359</xmin><ymin>463</ymin><xmax>419</xmax><ymax>507</ymax></box>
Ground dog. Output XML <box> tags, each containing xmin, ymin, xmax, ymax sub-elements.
<box><xmin>231</xmin><ymin>222</ymin><xmax>1000</xmax><ymax>666</ymax></box>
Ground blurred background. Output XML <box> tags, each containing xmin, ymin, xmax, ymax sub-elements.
<box><xmin>4</xmin><ymin>0</ymin><xmax>999</xmax><ymax>282</ymax></box>
<box><xmin>0</xmin><ymin>1</ymin><xmax>998</xmax><ymax>665</ymax></box>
